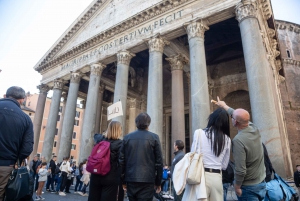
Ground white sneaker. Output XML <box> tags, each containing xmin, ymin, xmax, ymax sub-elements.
<box><xmin>169</xmin><ymin>195</ymin><xmax>174</xmax><ymax>199</ymax></box>
<box><xmin>35</xmin><ymin>197</ymin><xmax>41</xmax><ymax>201</ymax></box>
<box><xmin>82</xmin><ymin>193</ymin><xmax>88</xmax><ymax>196</ymax></box>
<box><xmin>74</xmin><ymin>191</ymin><xmax>78</xmax><ymax>194</ymax></box>
<box><xmin>39</xmin><ymin>196</ymin><xmax>45</xmax><ymax>200</ymax></box>
<box><xmin>77</xmin><ymin>192</ymin><xmax>83</xmax><ymax>196</ymax></box>
<box><xmin>59</xmin><ymin>192</ymin><xmax>66</xmax><ymax>196</ymax></box>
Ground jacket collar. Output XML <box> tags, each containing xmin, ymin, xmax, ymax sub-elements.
<box><xmin>174</xmin><ymin>149</ymin><xmax>184</xmax><ymax>156</ymax></box>
<box><xmin>0</xmin><ymin>98</ymin><xmax>21</xmax><ymax>108</ymax></box>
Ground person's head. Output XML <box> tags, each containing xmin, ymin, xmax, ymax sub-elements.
<box><xmin>33</xmin><ymin>155</ymin><xmax>38</xmax><ymax>161</ymax></box>
<box><xmin>82</xmin><ymin>159</ymin><xmax>87</xmax><ymax>164</ymax></box>
<box><xmin>174</xmin><ymin>140</ymin><xmax>184</xmax><ymax>152</ymax></box>
<box><xmin>52</xmin><ymin>156</ymin><xmax>57</xmax><ymax>162</ymax></box>
<box><xmin>63</xmin><ymin>157</ymin><xmax>69</xmax><ymax>161</ymax></box>
<box><xmin>41</xmin><ymin>162</ymin><xmax>47</xmax><ymax>168</ymax></box>
<box><xmin>297</xmin><ymin>165</ymin><xmax>300</xmax><ymax>171</ymax></box>
<box><xmin>231</xmin><ymin>108</ymin><xmax>250</xmax><ymax>129</ymax></box>
<box><xmin>205</xmin><ymin>108</ymin><xmax>230</xmax><ymax>157</ymax></box>
<box><xmin>104</xmin><ymin>121</ymin><xmax>122</xmax><ymax>140</ymax></box>
<box><xmin>164</xmin><ymin>165</ymin><xmax>168</xmax><ymax>169</ymax></box>
<box><xmin>135</xmin><ymin>113</ymin><xmax>151</xmax><ymax>130</ymax></box>
<box><xmin>5</xmin><ymin>86</ymin><xmax>26</xmax><ymax>105</ymax></box>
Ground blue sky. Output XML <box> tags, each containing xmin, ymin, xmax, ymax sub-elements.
<box><xmin>0</xmin><ymin>0</ymin><xmax>299</xmax><ymax>97</ymax></box>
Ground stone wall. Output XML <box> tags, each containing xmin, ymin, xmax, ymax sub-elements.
<box><xmin>277</xmin><ymin>20</ymin><xmax>300</xmax><ymax>170</ymax></box>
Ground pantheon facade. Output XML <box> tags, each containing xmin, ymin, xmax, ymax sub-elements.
<box><xmin>32</xmin><ymin>0</ymin><xmax>298</xmax><ymax>177</ymax></box>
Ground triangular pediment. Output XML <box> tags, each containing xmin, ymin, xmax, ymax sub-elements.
<box><xmin>35</xmin><ymin>0</ymin><xmax>164</xmax><ymax>69</ymax></box>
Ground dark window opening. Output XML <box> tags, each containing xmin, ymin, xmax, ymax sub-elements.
<box><xmin>287</xmin><ymin>50</ymin><xmax>291</xmax><ymax>58</ymax></box>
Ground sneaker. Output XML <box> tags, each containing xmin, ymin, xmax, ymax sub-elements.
<box><xmin>39</xmin><ymin>196</ymin><xmax>45</xmax><ymax>200</ymax></box>
<box><xmin>59</xmin><ymin>192</ymin><xmax>66</xmax><ymax>196</ymax></box>
<box><xmin>82</xmin><ymin>193</ymin><xmax>88</xmax><ymax>196</ymax></box>
<box><xmin>169</xmin><ymin>195</ymin><xmax>174</xmax><ymax>199</ymax></box>
<box><xmin>42</xmin><ymin>191</ymin><xmax>44</xmax><ymax>194</ymax></box>
<box><xmin>77</xmin><ymin>192</ymin><xmax>83</xmax><ymax>196</ymax></box>
<box><xmin>35</xmin><ymin>197</ymin><xmax>41</xmax><ymax>201</ymax></box>
<box><xmin>46</xmin><ymin>189</ymin><xmax>50</xmax><ymax>192</ymax></box>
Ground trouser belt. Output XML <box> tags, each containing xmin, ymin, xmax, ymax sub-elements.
<box><xmin>204</xmin><ymin>168</ymin><xmax>221</xmax><ymax>173</ymax></box>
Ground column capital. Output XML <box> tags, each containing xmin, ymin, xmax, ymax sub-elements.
<box><xmin>117</xmin><ymin>50</ymin><xmax>136</xmax><ymax>66</ymax></box>
<box><xmin>235</xmin><ymin>0</ymin><xmax>258</xmax><ymax>23</ymax></box>
<box><xmin>90</xmin><ymin>63</ymin><xmax>106</xmax><ymax>76</ymax></box>
<box><xmin>166</xmin><ymin>54</ymin><xmax>189</xmax><ymax>71</ymax></box>
<box><xmin>185</xmin><ymin>21</ymin><xmax>209</xmax><ymax>40</ymax></box>
<box><xmin>53</xmin><ymin>79</ymin><xmax>64</xmax><ymax>90</ymax></box>
<box><xmin>128</xmin><ymin>98</ymin><xmax>138</xmax><ymax>108</ymax></box>
<box><xmin>147</xmin><ymin>34</ymin><xmax>170</xmax><ymax>53</ymax></box>
<box><xmin>37</xmin><ymin>84</ymin><xmax>50</xmax><ymax>94</ymax></box>
<box><xmin>70</xmin><ymin>71</ymin><xmax>82</xmax><ymax>84</ymax></box>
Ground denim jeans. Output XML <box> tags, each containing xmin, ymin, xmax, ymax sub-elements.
<box><xmin>163</xmin><ymin>180</ymin><xmax>169</xmax><ymax>192</ymax></box>
<box><xmin>237</xmin><ymin>182</ymin><xmax>266</xmax><ymax>201</ymax></box>
<box><xmin>55</xmin><ymin>175</ymin><xmax>62</xmax><ymax>192</ymax></box>
<box><xmin>46</xmin><ymin>174</ymin><xmax>55</xmax><ymax>190</ymax></box>
<box><xmin>75</xmin><ymin>175</ymin><xmax>83</xmax><ymax>192</ymax></box>
<box><xmin>223</xmin><ymin>183</ymin><xmax>231</xmax><ymax>201</ymax></box>
<box><xmin>81</xmin><ymin>182</ymin><xmax>89</xmax><ymax>194</ymax></box>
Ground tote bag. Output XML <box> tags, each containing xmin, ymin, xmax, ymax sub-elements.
<box><xmin>186</xmin><ymin>129</ymin><xmax>203</xmax><ymax>185</ymax></box>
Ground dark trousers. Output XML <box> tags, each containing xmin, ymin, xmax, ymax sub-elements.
<box><xmin>46</xmin><ymin>174</ymin><xmax>55</xmax><ymax>190</ymax></box>
<box><xmin>75</xmin><ymin>175</ymin><xmax>83</xmax><ymax>192</ymax></box>
<box><xmin>59</xmin><ymin>172</ymin><xmax>68</xmax><ymax>192</ymax></box>
<box><xmin>81</xmin><ymin>183</ymin><xmax>89</xmax><ymax>194</ymax></box>
<box><xmin>65</xmin><ymin>178</ymin><xmax>72</xmax><ymax>193</ymax></box>
<box><xmin>118</xmin><ymin>184</ymin><xmax>124</xmax><ymax>201</ymax></box>
<box><xmin>127</xmin><ymin>182</ymin><xmax>154</xmax><ymax>201</ymax></box>
<box><xmin>34</xmin><ymin>174</ymin><xmax>39</xmax><ymax>191</ymax></box>
<box><xmin>88</xmin><ymin>174</ymin><xmax>118</xmax><ymax>201</ymax></box>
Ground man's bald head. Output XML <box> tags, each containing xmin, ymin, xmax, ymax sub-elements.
<box><xmin>233</xmin><ymin>108</ymin><xmax>250</xmax><ymax>126</ymax></box>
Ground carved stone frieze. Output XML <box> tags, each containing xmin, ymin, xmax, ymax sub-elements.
<box><xmin>90</xmin><ymin>63</ymin><xmax>106</xmax><ymax>76</ymax></box>
<box><xmin>147</xmin><ymin>34</ymin><xmax>170</xmax><ymax>53</ymax></box>
<box><xmin>37</xmin><ymin>84</ymin><xmax>50</xmax><ymax>94</ymax></box>
<box><xmin>70</xmin><ymin>72</ymin><xmax>82</xmax><ymax>84</ymax></box>
<box><xmin>53</xmin><ymin>79</ymin><xmax>64</xmax><ymax>90</ymax></box>
<box><xmin>276</xmin><ymin>21</ymin><xmax>300</xmax><ymax>34</ymax></box>
<box><xmin>166</xmin><ymin>54</ymin><xmax>189</xmax><ymax>71</ymax></box>
<box><xmin>260</xmin><ymin>0</ymin><xmax>272</xmax><ymax>20</ymax></box>
<box><xmin>117</xmin><ymin>50</ymin><xmax>136</xmax><ymax>65</ymax></box>
<box><xmin>275</xmin><ymin>59</ymin><xmax>282</xmax><ymax>71</ymax></box>
<box><xmin>268</xmin><ymin>28</ymin><xmax>276</xmax><ymax>38</ymax></box>
<box><xmin>282</xmin><ymin>59</ymin><xmax>300</xmax><ymax>67</ymax></box>
<box><xmin>235</xmin><ymin>0</ymin><xmax>257</xmax><ymax>23</ymax></box>
<box><xmin>35</xmin><ymin>0</ymin><xmax>195</xmax><ymax>73</ymax></box>
<box><xmin>185</xmin><ymin>21</ymin><xmax>209</xmax><ymax>40</ymax></box>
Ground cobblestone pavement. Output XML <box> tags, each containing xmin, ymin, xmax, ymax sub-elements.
<box><xmin>33</xmin><ymin>185</ymin><xmax>238</xmax><ymax>201</ymax></box>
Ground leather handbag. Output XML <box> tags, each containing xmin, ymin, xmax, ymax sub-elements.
<box><xmin>4</xmin><ymin>160</ymin><xmax>29</xmax><ymax>201</ymax></box>
<box><xmin>186</xmin><ymin>129</ymin><xmax>203</xmax><ymax>185</ymax></box>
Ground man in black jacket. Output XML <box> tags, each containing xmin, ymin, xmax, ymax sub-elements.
<box><xmin>119</xmin><ymin>113</ymin><xmax>163</xmax><ymax>201</ymax></box>
<box><xmin>171</xmin><ymin>140</ymin><xmax>185</xmax><ymax>201</ymax></box>
<box><xmin>0</xmin><ymin>86</ymin><xmax>34</xmax><ymax>201</ymax></box>
<box><xmin>46</xmin><ymin>156</ymin><xmax>57</xmax><ymax>192</ymax></box>
<box><xmin>294</xmin><ymin>165</ymin><xmax>300</xmax><ymax>192</ymax></box>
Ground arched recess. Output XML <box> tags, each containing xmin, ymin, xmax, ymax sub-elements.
<box><xmin>223</xmin><ymin>90</ymin><xmax>252</xmax><ymax>140</ymax></box>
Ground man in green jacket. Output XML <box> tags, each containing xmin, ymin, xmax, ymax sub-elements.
<box><xmin>216</xmin><ymin>97</ymin><xmax>266</xmax><ymax>201</ymax></box>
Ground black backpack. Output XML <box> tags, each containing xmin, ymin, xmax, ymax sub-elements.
<box><xmin>222</xmin><ymin>161</ymin><xmax>234</xmax><ymax>184</ymax></box>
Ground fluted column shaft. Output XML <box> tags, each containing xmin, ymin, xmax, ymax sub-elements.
<box><xmin>236</xmin><ymin>1</ymin><xmax>286</xmax><ymax>176</ymax></box>
<box><xmin>166</xmin><ymin>55</ymin><xmax>187</xmax><ymax>146</ymax></box>
<box><xmin>113</xmin><ymin>50</ymin><xmax>135</xmax><ymax>136</ymax></box>
<box><xmin>80</xmin><ymin>64</ymin><xmax>106</xmax><ymax>162</ymax></box>
<box><xmin>95</xmin><ymin>84</ymin><xmax>105</xmax><ymax>134</ymax></box>
<box><xmin>42</xmin><ymin>79</ymin><xmax>64</xmax><ymax>161</ymax></box>
<box><xmin>147</xmin><ymin>35</ymin><xmax>169</xmax><ymax>140</ymax></box>
<box><xmin>58</xmin><ymin>72</ymin><xmax>81</xmax><ymax>162</ymax></box>
<box><xmin>55</xmin><ymin>93</ymin><xmax>67</xmax><ymax>157</ymax></box>
<box><xmin>31</xmin><ymin>84</ymin><xmax>49</xmax><ymax>159</ymax></box>
<box><xmin>186</xmin><ymin>21</ymin><xmax>210</xmax><ymax>134</ymax></box>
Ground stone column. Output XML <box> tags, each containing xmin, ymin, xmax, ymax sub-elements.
<box><xmin>113</xmin><ymin>50</ymin><xmax>135</xmax><ymax>136</ymax></box>
<box><xmin>186</xmin><ymin>21</ymin><xmax>210</xmax><ymax>135</ymax></box>
<box><xmin>55</xmin><ymin>92</ymin><xmax>67</xmax><ymax>157</ymax></box>
<box><xmin>128</xmin><ymin>98</ymin><xmax>138</xmax><ymax>133</ymax></box>
<box><xmin>147</xmin><ymin>35</ymin><xmax>169</xmax><ymax>140</ymax></box>
<box><xmin>166</xmin><ymin>54</ymin><xmax>187</xmax><ymax>146</ymax></box>
<box><xmin>41</xmin><ymin>79</ymin><xmax>64</xmax><ymax>161</ymax></box>
<box><xmin>95</xmin><ymin>83</ymin><xmax>105</xmax><ymax>134</ymax></box>
<box><xmin>236</xmin><ymin>1</ymin><xmax>286</xmax><ymax>176</ymax></box>
<box><xmin>31</xmin><ymin>84</ymin><xmax>49</xmax><ymax>158</ymax></box>
<box><xmin>80</xmin><ymin>63</ymin><xmax>106</xmax><ymax>162</ymax></box>
<box><xmin>58</xmin><ymin>72</ymin><xmax>82</xmax><ymax>162</ymax></box>
<box><xmin>186</xmin><ymin>72</ymin><xmax>193</xmax><ymax>147</ymax></box>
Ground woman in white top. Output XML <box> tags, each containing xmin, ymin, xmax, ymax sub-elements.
<box><xmin>191</xmin><ymin>108</ymin><xmax>231</xmax><ymax>201</ymax></box>
<box><xmin>58</xmin><ymin>157</ymin><xmax>70</xmax><ymax>196</ymax></box>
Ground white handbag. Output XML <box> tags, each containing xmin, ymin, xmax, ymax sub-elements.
<box><xmin>186</xmin><ymin>129</ymin><xmax>203</xmax><ymax>185</ymax></box>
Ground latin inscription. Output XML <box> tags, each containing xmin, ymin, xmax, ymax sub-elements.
<box><xmin>61</xmin><ymin>10</ymin><xmax>183</xmax><ymax>71</ymax></box>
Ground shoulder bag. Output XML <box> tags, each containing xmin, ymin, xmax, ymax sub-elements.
<box><xmin>186</xmin><ymin>129</ymin><xmax>203</xmax><ymax>185</ymax></box>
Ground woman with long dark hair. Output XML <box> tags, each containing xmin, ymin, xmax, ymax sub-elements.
<box><xmin>88</xmin><ymin>121</ymin><xmax>123</xmax><ymax>201</ymax></box>
<box><xmin>191</xmin><ymin>108</ymin><xmax>231</xmax><ymax>201</ymax></box>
